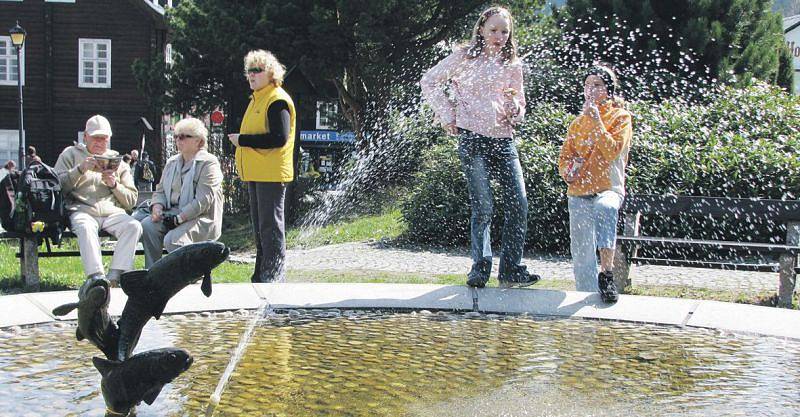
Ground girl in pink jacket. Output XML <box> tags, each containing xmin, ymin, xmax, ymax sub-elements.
<box><xmin>420</xmin><ymin>6</ymin><xmax>539</xmax><ymax>289</ymax></box>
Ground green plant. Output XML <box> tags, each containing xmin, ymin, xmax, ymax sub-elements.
<box><xmin>402</xmin><ymin>83</ymin><xmax>800</xmax><ymax>254</ymax></box>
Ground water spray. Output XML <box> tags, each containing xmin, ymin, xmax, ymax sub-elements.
<box><xmin>205</xmin><ymin>302</ymin><xmax>270</xmax><ymax>417</ymax></box>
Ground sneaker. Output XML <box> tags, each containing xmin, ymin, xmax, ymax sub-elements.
<box><xmin>598</xmin><ymin>271</ymin><xmax>619</xmax><ymax>303</ymax></box>
<box><xmin>466</xmin><ymin>260</ymin><xmax>491</xmax><ymax>288</ymax></box>
<box><xmin>498</xmin><ymin>266</ymin><xmax>540</xmax><ymax>289</ymax></box>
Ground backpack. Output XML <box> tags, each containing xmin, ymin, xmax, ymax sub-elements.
<box><xmin>0</xmin><ymin>163</ymin><xmax>66</xmax><ymax>244</ymax></box>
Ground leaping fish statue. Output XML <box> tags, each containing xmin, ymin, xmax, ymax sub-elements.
<box><xmin>52</xmin><ymin>275</ymin><xmax>119</xmax><ymax>360</ymax></box>
<box><xmin>115</xmin><ymin>241</ymin><xmax>230</xmax><ymax>361</ymax></box>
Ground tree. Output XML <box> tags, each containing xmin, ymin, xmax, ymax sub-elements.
<box><xmin>154</xmin><ymin>0</ymin><xmax>490</xmax><ymax>147</ymax></box>
<box><xmin>555</xmin><ymin>0</ymin><xmax>790</xmax><ymax>100</ymax></box>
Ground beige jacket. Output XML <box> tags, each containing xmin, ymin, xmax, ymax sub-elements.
<box><xmin>151</xmin><ymin>150</ymin><xmax>223</xmax><ymax>242</ymax></box>
<box><xmin>54</xmin><ymin>144</ymin><xmax>138</xmax><ymax>217</ymax></box>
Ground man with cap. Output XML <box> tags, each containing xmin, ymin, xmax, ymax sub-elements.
<box><xmin>54</xmin><ymin>115</ymin><xmax>142</xmax><ymax>284</ymax></box>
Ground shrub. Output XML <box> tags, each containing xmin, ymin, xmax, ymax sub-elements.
<box><xmin>401</xmin><ymin>83</ymin><xmax>800</xmax><ymax>254</ymax></box>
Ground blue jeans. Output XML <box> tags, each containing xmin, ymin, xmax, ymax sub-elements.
<box><xmin>457</xmin><ymin>130</ymin><xmax>528</xmax><ymax>280</ymax></box>
<box><xmin>568</xmin><ymin>191</ymin><xmax>623</xmax><ymax>291</ymax></box>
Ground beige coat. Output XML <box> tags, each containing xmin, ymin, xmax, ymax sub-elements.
<box><xmin>151</xmin><ymin>150</ymin><xmax>223</xmax><ymax>242</ymax></box>
<box><xmin>54</xmin><ymin>144</ymin><xmax>138</xmax><ymax>217</ymax></box>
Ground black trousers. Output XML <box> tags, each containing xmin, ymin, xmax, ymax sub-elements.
<box><xmin>248</xmin><ymin>181</ymin><xmax>287</xmax><ymax>282</ymax></box>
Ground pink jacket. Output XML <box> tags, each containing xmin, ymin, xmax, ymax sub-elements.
<box><xmin>420</xmin><ymin>48</ymin><xmax>526</xmax><ymax>138</ymax></box>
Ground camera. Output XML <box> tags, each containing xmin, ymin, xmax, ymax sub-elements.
<box><xmin>163</xmin><ymin>214</ymin><xmax>180</xmax><ymax>231</ymax></box>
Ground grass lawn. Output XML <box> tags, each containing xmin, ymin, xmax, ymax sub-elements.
<box><xmin>0</xmin><ymin>209</ymin><xmax>408</xmax><ymax>294</ymax></box>
<box><xmin>219</xmin><ymin>209</ymin><xmax>406</xmax><ymax>252</ymax></box>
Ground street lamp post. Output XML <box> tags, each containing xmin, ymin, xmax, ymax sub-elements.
<box><xmin>9</xmin><ymin>21</ymin><xmax>26</xmax><ymax>169</ymax></box>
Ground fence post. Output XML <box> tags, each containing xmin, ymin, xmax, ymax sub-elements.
<box><xmin>613</xmin><ymin>211</ymin><xmax>640</xmax><ymax>292</ymax></box>
<box><xmin>778</xmin><ymin>221</ymin><xmax>800</xmax><ymax>308</ymax></box>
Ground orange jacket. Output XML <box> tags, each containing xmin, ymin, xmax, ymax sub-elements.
<box><xmin>558</xmin><ymin>100</ymin><xmax>632</xmax><ymax>196</ymax></box>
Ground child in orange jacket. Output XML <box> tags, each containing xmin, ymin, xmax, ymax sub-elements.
<box><xmin>558</xmin><ymin>64</ymin><xmax>632</xmax><ymax>302</ymax></box>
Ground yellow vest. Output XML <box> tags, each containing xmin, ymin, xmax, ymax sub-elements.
<box><xmin>235</xmin><ymin>84</ymin><xmax>296</xmax><ymax>182</ymax></box>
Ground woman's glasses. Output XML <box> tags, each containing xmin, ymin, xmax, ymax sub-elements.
<box><xmin>175</xmin><ymin>134</ymin><xmax>195</xmax><ymax>140</ymax></box>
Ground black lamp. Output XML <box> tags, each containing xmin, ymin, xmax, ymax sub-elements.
<box><xmin>9</xmin><ymin>21</ymin><xmax>26</xmax><ymax>169</ymax></box>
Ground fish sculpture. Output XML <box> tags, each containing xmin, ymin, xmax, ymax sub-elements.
<box><xmin>115</xmin><ymin>241</ymin><xmax>230</xmax><ymax>361</ymax></box>
<box><xmin>93</xmin><ymin>348</ymin><xmax>193</xmax><ymax>416</ymax></box>
<box><xmin>52</xmin><ymin>275</ymin><xmax>119</xmax><ymax>360</ymax></box>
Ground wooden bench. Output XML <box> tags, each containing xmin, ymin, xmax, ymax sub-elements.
<box><xmin>613</xmin><ymin>194</ymin><xmax>800</xmax><ymax>307</ymax></box>
<box><xmin>1</xmin><ymin>190</ymin><xmax>158</xmax><ymax>289</ymax></box>
<box><xmin>0</xmin><ymin>230</ymin><xmax>163</xmax><ymax>290</ymax></box>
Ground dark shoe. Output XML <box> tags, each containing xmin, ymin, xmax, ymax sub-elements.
<box><xmin>598</xmin><ymin>271</ymin><xmax>619</xmax><ymax>303</ymax></box>
<box><xmin>466</xmin><ymin>259</ymin><xmax>491</xmax><ymax>288</ymax></box>
<box><xmin>498</xmin><ymin>265</ymin><xmax>540</xmax><ymax>289</ymax></box>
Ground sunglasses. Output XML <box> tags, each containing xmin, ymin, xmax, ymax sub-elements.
<box><xmin>175</xmin><ymin>134</ymin><xmax>195</xmax><ymax>140</ymax></box>
<box><xmin>246</xmin><ymin>67</ymin><xmax>265</xmax><ymax>75</ymax></box>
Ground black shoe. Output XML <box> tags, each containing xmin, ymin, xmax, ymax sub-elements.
<box><xmin>598</xmin><ymin>271</ymin><xmax>619</xmax><ymax>303</ymax></box>
<box><xmin>466</xmin><ymin>260</ymin><xmax>491</xmax><ymax>288</ymax></box>
<box><xmin>498</xmin><ymin>265</ymin><xmax>541</xmax><ymax>288</ymax></box>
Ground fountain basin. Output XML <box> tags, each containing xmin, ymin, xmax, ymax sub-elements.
<box><xmin>1</xmin><ymin>284</ymin><xmax>799</xmax><ymax>416</ymax></box>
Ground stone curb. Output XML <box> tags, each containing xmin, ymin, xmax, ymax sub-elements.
<box><xmin>1</xmin><ymin>283</ymin><xmax>799</xmax><ymax>340</ymax></box>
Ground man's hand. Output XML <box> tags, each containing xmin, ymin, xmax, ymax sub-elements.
<box><xmin>79</xmin><ymin>157</ymin><xmax>97</xmax><ymax>174</ymax></box>
<box><xmin>227</xmin><ymin>133</ymin><xmax>240</xmax><ymax>147</ymax></box>
<box><xmin>101</xmin><ymin>170</ymin><xmax>117</xmax><ymax>188</ymax></box>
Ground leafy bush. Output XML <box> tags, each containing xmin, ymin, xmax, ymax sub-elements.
<box><xmin>401</xmin><ymin>83</ymin><xmax>800</xmax><ymax>254</ymax></box>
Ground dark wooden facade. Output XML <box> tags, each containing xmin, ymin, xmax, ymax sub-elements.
<box><xmin>0</xmin><ymin>0</ymin><xmax>167</xmax><ymax>166</ymax></box>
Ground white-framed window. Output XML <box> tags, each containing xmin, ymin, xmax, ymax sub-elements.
<box><xmin>0</xmin><ymin>130</ymin><xmax>21</xmax><ymax>167</ymax></box>
<box><xmin>316</xmin><ymin>101</ymin><xmax>338</xmax><ymax>130</ymax></box>
<box><xmin>79</xmin><ymin>38</ymin><xmax>111</xmax><ymax>88</ymax></box>
<box><xmin>0</xmin><ymin>36</ymin><xmax>24</xmax><ymax>86</ymax></box>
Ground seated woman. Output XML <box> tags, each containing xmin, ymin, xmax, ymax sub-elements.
<box><xmin>140</xmin><ymin>117</ymin><xmax>224</xmax><ymax>268</ymax></box>
<box><xmin>558</xmin><ymin>63</ymin><xmax>632</xmax><ymax>303</ymax></box>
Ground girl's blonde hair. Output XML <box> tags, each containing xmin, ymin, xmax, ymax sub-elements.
<box><xmin>464</xmin><ymin>6</ymin><xmax>518</xmax><ymax>63</ymax></box>
<box><xmin>174</xmin><ymin>117</ymin><xmax>208</xmax><ymax>149</ymax></box>
<box><xmin>243</xmin><ymin>50</ymin><xmax>286</xmax><ymax>87</ymax></box>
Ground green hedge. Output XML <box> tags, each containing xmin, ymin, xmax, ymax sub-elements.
<box><xmin>401</xmin><ymin>84</ymin><xmax>800</xmax><ymax>254</ymax></box>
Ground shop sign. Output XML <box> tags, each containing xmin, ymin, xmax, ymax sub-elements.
<box><xmin>300</xmin><ymin>130</ymin><xmax>355</xmax><ymax>143</ymax></box>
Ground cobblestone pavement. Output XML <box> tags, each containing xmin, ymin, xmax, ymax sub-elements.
<box><xmin>229</xmin><ymin>241</ymin><xmax>783</xmax><ymax>293</ymax></box>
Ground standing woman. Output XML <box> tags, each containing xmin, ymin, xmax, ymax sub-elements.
<box><xmin>420</xmin><ymin>6</ymin><xmax>539</xmax><ymax>288</ymax></box>
<box><xmin>558</xmin><ymin>64</ymin><xmax>633</xmax><ymax>303</ymax></box>
<box><xmin>228</xmin><ymin>50</ymin><xmax>296</xmax><ymax>283</ymax></box>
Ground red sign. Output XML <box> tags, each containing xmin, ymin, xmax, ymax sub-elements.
<box><xmin>210</xmin><ymin>110</ymin><xmax>225</xmax><ymax>125</ymax></box>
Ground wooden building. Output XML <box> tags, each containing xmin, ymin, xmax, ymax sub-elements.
<box><xmin>0</xmin><ymin>0</ymin><xmax>167</xmax><ymax>167</ymax></box>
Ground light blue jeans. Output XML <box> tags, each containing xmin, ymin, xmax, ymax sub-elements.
<box><xmin>457</xmin><ymin>130</ymin><xmax>528</xmax><ymax>280</ymax></box>
<box><xmin>568</xmin><ymin>191</ymin><xmax>623</xmax><ymax>291</ymax></box>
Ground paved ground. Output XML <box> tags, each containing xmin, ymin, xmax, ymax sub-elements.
<box><xmin>229</xmin><ymin>241</ymin><xmax>781</xmax><ymax>293</ymax></box>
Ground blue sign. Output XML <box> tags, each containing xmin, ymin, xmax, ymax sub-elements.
<box><xmin>300</xmin><ymin>130</ymin><xmax>355</xmax><ymax>143</ymax></box>
<box><xmin>338</xmin><ymin>131</ymin><xmax>356</xmax><ymax>142</ymax></box>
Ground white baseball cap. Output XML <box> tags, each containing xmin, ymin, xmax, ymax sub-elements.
<box><xmin>85</xmin><ymin>115</ymin><xmax>113</xmax><ymax>137</ymax></box>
